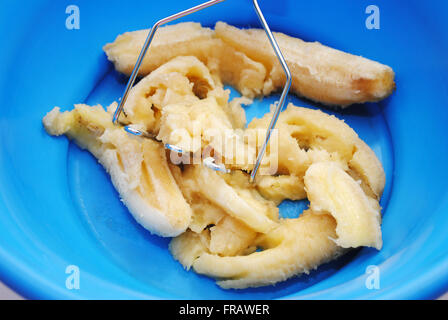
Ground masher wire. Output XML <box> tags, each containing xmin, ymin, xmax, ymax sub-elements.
<box><xmin>113</xmin><ymin>0</ymin><xmax>291</xmax><ymax>180</ymax></box>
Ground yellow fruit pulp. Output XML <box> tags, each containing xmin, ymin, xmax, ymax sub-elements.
<box><xmin>42</xmin><ymin>22</ymin><xmax>388</xmax><ymax>289</ymax></box>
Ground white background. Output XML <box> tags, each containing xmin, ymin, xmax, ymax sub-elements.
<box><xmin>0</xmin><ymin>280</ymin><xmax>446</xmax><ymax>300</ymax></box>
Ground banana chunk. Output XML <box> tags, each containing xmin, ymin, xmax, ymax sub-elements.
<box><xmin>180</xmin><ymin>165</ymin><xmax>278</xmax><ymax>234</ymax></box>
<box><xmin>171</xmin><ymin>215</ymin><xmax>257</xmax><ymax>262</ymax></box>
<box><xmin>349</xmin><ymin>140</ymin><xmax>386</xmax><ymax>198</ymax></box>
<box><xmin>43</xmin><ymin>104</ymin><xmax>192</xmax><ymax>237</ymax></box>
<box><xmin>248</xmin><ymin>104</ymin><xmax>359</xmax><ymax>175</ymax></box>
<box><xmin>104</xmin><ymin>21</ymin><xmax>395</xmax><ymax>106</ymax></box>
<box><xmin>215</xmin><ymin>22</ymin><xmax>395</xmax><ymax>106</ymax></box>
<box><xmin>192</xmin><ymin>211</ymin><xmax>341</xmax><ymax>289</ymax></box>
<box><xmin>116</xmin><ymin>55</ymin><xmax>255</xmax><ymax>164</ymax></box>
<box><xmin>304</xmin><ymin>162</ymin><xmax>382</xmax><ymax>249</ymax></box>
<box><xmin>255</xmin><ymin>175</ymin><xmax>306</xmax><ymax>205</ymax></box>
<box><xmin>103</xmin><ymin>22</ymin><xmax>268</xmax><ymax>98</ymax></box>
<box><xmin>170</xmin><ymin>229</ymin><xmax>209</xmax><ymax>270</ymax></box>
<box><xmin>103</xmin><ymin>22</ymin><xmax>216</xmax><ymax>76</ymax></box>
<box><xmin>208</xmin><ymin>216</ymin><xmax>257</xmax><ymax>256</ymax></box>
<box><xmin>115</xmin><ymin>55</ymin><xmax>223</xmax><ymax>133</ymax></box>
<box><xmin>248</xmin><ymin>104</ymin><xmax>385</xmax><ymax>202</ymax></box>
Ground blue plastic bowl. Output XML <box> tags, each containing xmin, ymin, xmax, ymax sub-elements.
<box><xmin>0</xmin><ymin>0</ymin><xmax>447</xmax><ymax>299</ymax></box>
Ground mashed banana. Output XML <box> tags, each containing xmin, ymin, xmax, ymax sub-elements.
<box><xmin>43</xmin><ymin>22</ymin><xmax>387</xmax><ymax>289</ymax></box>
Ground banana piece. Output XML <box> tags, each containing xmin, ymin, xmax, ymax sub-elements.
<box><xmin>349</xmin><ymin>140</ymin><xmax>386</xmax><ymax>198</ymax></box>
<box><xmin>249</xmin><ymin>104</ymin><xmax>359</xmax><ymax>164</ymax></box>
<box><xmin>157</xmin><ymin>97</ymin><xmax>253</xmax><ymax>159</ymax></box>
<box><xmin>208</xmin><ymin>216</ymin><xmax>258</xmax><ymax>256</ymax></box>
<box><xmin>255</xmin><ymin>175</ymin><xmax>306</xmax><ymax>205</ymax></box>
<box><xmin>174</xmin><ymin>160</ymin><xmax>382</xmax><ymax>288</ymax></box>
<box><xmin>189</xmin><ymin>200</ymin><xmax>226</xmax><ymax>234</ymax></box>
<box><xmin>171</xmin><ymin>165</ymin><xmax>267</xmax><ymax>251</ymax></box>
<box><xmin>170</xmin><ymin>229</ymin><xmax>209</xmax><ymax>270</ymax></box>
<box><xmin>304</xmin><ymin>162</ymin><xmax>382</xmax><ymax>249</ymax></box>
<box><xmin>104</xmin><ymin>21</ymin><xmax>395</xmax><ymax>106</ymax></box>
<box><xmin>248</xmin><ymin>104</ymin><xmax>385</xmax><ymax>202</ymax></box>
<box><xmin>103</xmin><ymin>22</ymin><xmax>216</xmax><ymax>76</ymax></box>
<box><xmin>170</xmin><ymin>220</ymin><xmax>258</xmax><ymax>267</ymax></box>
<box><xmin>115</xmin><ymin>55</ymin><xmax>255</xmax><ymax>165</ymax></box>
<box><xmin>192</xmin><ymin>211</ymin><xmax>342</xmax><ymax>289</ymax></box>
<box><xmin>215</xmin><ymin>22</ymin><xmax>395</xmax><ymax>106</ymax></box>
<box><xmin>43</xmin><ymin>104</ymin><xmax>192</xmax><ymax>237</ymax></box>
<box><xmin>103</xmin><ymin>22</ymin><xmax>268</xmax><ymax>98</ymax></box>
<box><xmin>181</xmin><ymin>165</ymin><xmax>278</xmax><ymax>234</ymax></box>
<box><xmin>114</xmin><ymin>55</ymin><xmax>222</xmax><ymax>133</ymax></box>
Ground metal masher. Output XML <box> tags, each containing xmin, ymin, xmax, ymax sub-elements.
<box><xmin>112</xmin><ymin>0</ymin><xmax>292</xmax><ymax>182</ymax></box>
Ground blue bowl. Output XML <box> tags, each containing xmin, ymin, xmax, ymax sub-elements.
<box><xmin>0</xmin><ymin>0</ymin><xmax>447</xmax><ymax>299</ymax></box>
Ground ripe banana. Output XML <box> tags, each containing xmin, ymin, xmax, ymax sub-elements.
<box><xmin>248</xmin><ymin>104</ymin><xmax>385</xmax><ymax>202</ymax></box>
<box><xmin>104</xmin><ymin>21</ymin><xmax>395</xmax><ymax>106</ymax></box>
<box><xmin>181</xmin><ymin>165</ymin><xmax>278</xmax><ymax>234</ymax></box>
<box><xmin>191</xmin><ymin>211</ymin><xmax>342</xmax><ymax>289</ymax></box>
<box><xmin>304</xmin><ymin>162</ymin><xmax>382</xmax><ymax>249</ymax></box>
<box><xmin>215</xmin><ymin>22</ymin><xmax>395</xmax><ymax>106</ymax></box>
<box><xmin>103</xmin><ymin>22</ymin><xmax>268</xmax><ymax>99</ymax></box>
<box><xmin>43</xmin><ymin>104</ymin><xmax>192</xmax><ymax>237</ymax></box>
